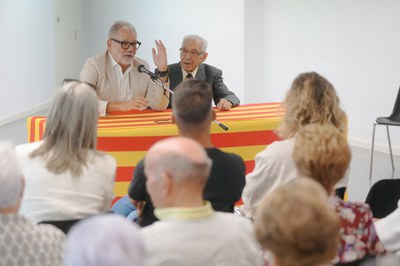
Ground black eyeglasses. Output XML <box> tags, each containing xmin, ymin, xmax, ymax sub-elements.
<box><xmin>62</xmin><ymin>79</ymin><xmax>98</xmax><ymax>92</ymax></box>
<box><xmin>111</xmin><ymin>38</ymin><xmax>141</xmax><ymax>50</ymax></box>
<box><xmin>179</xmin><ymin>48</ymin><xmax>204</xmax><ymax>57</ymax></box>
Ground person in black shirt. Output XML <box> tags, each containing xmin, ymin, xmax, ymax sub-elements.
<box><xmin>129</xmin><ymin>79</ymin><xmax>245</xmax><ymax>227</ymax></box>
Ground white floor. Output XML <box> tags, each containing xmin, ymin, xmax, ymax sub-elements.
<box><xmin>1</xmin><ymin>113</ymin><xmax>399</xmax><ymax>202</ymax></box>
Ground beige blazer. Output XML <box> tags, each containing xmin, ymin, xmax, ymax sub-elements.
<box><xmin>80</xmin><ymin>51</ymin><xmax>169</xmax><ymax>115</ymax></box>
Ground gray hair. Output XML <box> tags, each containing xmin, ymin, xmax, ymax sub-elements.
<box><xmin>64</xmin><ymin>214</ymin><xmax>145</xmax><ymax>266</ymax></box>
<box><xmin>108</xmin><ymin>20</ymin><xmax>136</xmax><ymax>39</ymax></box>
<box><xmin>30</xmin><ymin>81</ymin><xmax>100</xmax><ymax>176</ymax></box>
<box><xmin>183</xmin><ymin>34</ymin><xmax>208</xmax><ymax>52</ymax></box>
<box><xmin>0</xmin><ymin>141</ymin><xmax>23</xmax><ymax>209</ymax></box>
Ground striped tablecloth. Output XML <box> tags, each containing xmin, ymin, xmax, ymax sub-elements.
<box><xmin>28</xmin><ymin>102</ymin><xmax>283</xmax><ymax>199</ymax></box>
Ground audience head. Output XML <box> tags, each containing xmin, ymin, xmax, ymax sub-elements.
<box><xmin>254</xmin><ymin>178</ymin><xmax>340</xmax><ymax>266</ymax></box>
<box><xmin>107</xmin><ymin>20</ymin><xmax>139</xmax><ymax>68</ymax></box>
<box><xmin>278</xmin><ymin>71</ymin><xmax>345</xmax><ymax>139</ymax></box>
<box><xmin>293</xmin><ymin>123</ymin><xmax>351</xmax><ymax>193</ymax></box>
<box><xmin>144</xmin><ymin>137</ymin><xmax>212</xmax><ymax>208</ymax></box>
<box><xmin>179</xmin><ymin>34</ymin><xmax>208</xmax><ymax>73</ymax></box>
<box><xmin>172</xmin><ymin>79</ymin><xmax>214</xmax><ymax>132</ymax></box>
<box><xmin>31</xmin><ymin>81</ymin><xmax>98</xmax><ymax>175</ymax></box>
<box><xmin>64</xmin><ymin>214</ymin><xmax>145</xmax><ymax>266</ymax></box>
<box><xmin>0</xmin><ymin>141</ymin><xmax>24</xmax><ymax>211</ymax></box>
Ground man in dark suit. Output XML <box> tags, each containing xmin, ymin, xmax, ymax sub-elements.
<box><xmin>161</xmin><ymin>34</ymin><xmax>240</xmax><ymax>111</ymax></box>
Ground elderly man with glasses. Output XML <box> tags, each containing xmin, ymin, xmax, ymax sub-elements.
<box><xmin>80</xmin><ymin>20</ymin><xmax>169</xmax><ymax>116</ymax></box>
<box><xmin>163</xmin><ymin>34</ymin><xmax>240</xmax><ymax>111</ymax></box>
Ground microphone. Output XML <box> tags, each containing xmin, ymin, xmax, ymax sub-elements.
<box><xmin>137</xmin><ymin>64</ymin><xmax>158</xmax><ymax>80</ymax></box>
<box><xmin>137</xmin><ymin>64</ymin><xmax>228</xmax><ymax>131</ymax></box>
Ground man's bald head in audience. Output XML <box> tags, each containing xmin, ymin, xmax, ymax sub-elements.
<box><xmin>144</xmin><ymin>137</ymin><xmax>212</xmax><ymax>208</ymax></box>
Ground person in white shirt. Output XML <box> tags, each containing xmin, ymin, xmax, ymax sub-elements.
<box><xmin>64</xmin><ymin>214</ymin><xmax>145</xmax><ymax>266</ymax></box>
<box><xmin>141</xmin><ymin>136</ymin><xmax>263</xmax><ymax>266</ymax></box>
<box><xmin>16</xmin><ymin>81</ymin><xmax>116</xmax><ymax>223</ymax></box>
<box><xmin>375</xmin><ymin>201</ymin><xmax>400</xmax><ymax>252</ymax></box>
<box><xmin>80</xmin><ymin>20</ymin><xmax>169</xmax><ymax>116</ymax></box>
<box><xmin>241</xmin><ymin>71</ymin><xmax>347</xmax><ymax>218</ymax></box>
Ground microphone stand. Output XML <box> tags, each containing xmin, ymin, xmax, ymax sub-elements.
<box><xmin>150</xmin><ymin>76</ymin><xmax>229</xmax><ymax>131</ymax></box>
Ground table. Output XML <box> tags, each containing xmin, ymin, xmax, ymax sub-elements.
<box><xmin>28</xmin><ymin>103</ymin><xmax>283</xmax><ymax>200</ymax></box>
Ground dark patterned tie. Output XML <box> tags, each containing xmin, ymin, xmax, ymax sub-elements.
<box><xmin>186</xmin><ymin>73</ymin><xmax>193</xmax><ymax>79</ymax></box>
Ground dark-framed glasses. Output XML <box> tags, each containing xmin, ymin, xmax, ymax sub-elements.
<box><xmin>111</xmin><ymin>38</ymin><xmax>141</xmax><ymax>50</ymax></box>
<box><xmin>179</xmin><ymin>48</ymin><xmax>204</xmax><ymax>57</ymax></box>
<box><xmin>62</xmin><ymin>79</ymin><xmax>98</xmax><ymax>93</ymax></box>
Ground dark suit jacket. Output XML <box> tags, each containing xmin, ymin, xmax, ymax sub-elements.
<box><xmin>167</xmin><ymin>63</ymin><xmax>240</xmax><ymax>108</ymax></box>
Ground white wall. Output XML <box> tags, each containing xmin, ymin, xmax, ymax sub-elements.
<box><xmin>253</xmin><ymin>0</ymin><xmax>400</xmax><ymax>153</ymax></box>
<box><xmin>0</xmin><ymin>0</ymin><xmax>55</xmax><ymax>124</ymax></box>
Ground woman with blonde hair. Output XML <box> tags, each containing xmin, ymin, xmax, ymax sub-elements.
<box><xmin>242</xmin><ymin>71</ymin><xmax>346</xmax><ymax>218</ymax></box>
<box><xmin>293</xmin><ymin>123</ymin><xmax>385</xmax><ymax>264</ymax></box>
<box><xmin>254</xmin><ymin>178</ymin><xmax>340</xmax><ymax>266</ymax></box>
<box><xmin>16</xmin><ymin>81</ymin><xmax>116</xmax><ymax>224</ymax></box>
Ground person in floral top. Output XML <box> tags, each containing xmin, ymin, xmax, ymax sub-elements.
<box><xmin>293</xmin><ymin>123</ymin><xmax>386</xmax><ymax>264</ymax></box>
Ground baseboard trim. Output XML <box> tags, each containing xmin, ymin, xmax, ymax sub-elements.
<box><xmin>348</xmin><ymin>137</ymin><xmax>400</xmax><ymax>157</ymax></box>
<box><xmin>0</xmin><ymin>102</ymin><xmax>50</xmax><ymax>127</ymax></box>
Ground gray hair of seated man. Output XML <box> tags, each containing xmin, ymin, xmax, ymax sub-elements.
<box><xmin>0</xmin><ymin>141</ymin><xmax>23</xmax><ymax>209</ymax></box>
<box><xmin>64</xmin><ymin>214</ymin><xmax>145</xmax><ymax>266</ymax></box>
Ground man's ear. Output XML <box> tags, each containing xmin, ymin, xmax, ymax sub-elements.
<box><xmin>107</xmin><ymin>39</ymin><xmax>112</xmax><ymax>50</ymax></box>
<box><xmin>201</xmin><ymin>52</ymin><xmax>208</xmax><ymax>63</ymax></box>
<box><xmin>163</xmin><ymin>173</ymin><xmax>174</xmax><ymax>197</ymax></box>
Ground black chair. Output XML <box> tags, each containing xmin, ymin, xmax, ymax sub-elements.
<box><xmin>365</xmin><ymin>179</ymin><xmax>400</xmax><ymax>218</ymax></box>
<box><xmin>39</xmin><ymin>219</ymin><xmax>81</xmax><ymax>234</ymax></box>
<box><xmin>369</xmin><ymin>86</ymin><xmax>400</xmax><ymax>184</ymax></box>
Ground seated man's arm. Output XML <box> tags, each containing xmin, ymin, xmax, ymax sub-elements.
<box><xmin>211</xmin><ymin>68</ymin><xmax>240</xmax><ymax>110</ymax></box>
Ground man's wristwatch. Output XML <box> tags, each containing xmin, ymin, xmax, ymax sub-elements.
<box><xmin>157</xmin><ymin>68</ymin><xmax>169</xmax><ymax>78</ymax></box>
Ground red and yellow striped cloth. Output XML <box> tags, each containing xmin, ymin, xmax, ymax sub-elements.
<box><xmin>28</xmin><ymin>102</ymin><xmax>283</xmax><ymax>198</ymax></box>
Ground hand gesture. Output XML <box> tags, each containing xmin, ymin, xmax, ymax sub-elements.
<box><xmin>152</xmin><ymin>40</ymin><xmax>168</xmax><ymax>71</ymax></box>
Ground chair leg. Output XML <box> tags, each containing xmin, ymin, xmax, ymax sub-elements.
<box><xmin>386</xmin><ymin>125</ymin><xmax>395</xmax><ymax>175</ymax></box>
<box><xmin>369</xmin><ymin>122</ymin><xmax>377</xmax><ymax>185</ymax></box>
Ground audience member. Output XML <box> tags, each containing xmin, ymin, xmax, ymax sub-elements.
<box><xmin>375</xmin><ymin>200</ymin><xmax>400</xmax><ymax>252</ymax></box>
<box><xmin>113</xmin><ymin>79</ymin><xmax>245</xmax><ymax>226</ymax></box>
<box><xmin>0</xmin><ymin>141</ymin><xmax>64</xmax><ymax>266</ymax></box>
<box><xmin>16</xmin><ymin>81</ymin><xmax>116</xmax><ymax>223</ymax></box>
<box><xmin>293</xmin><ymin>123</ymin><xmax>385</xmax><ymax>263</ymax></box>
<box><xmin>165</xmin><ymin>34</ymin><xmax>240</xmax><ymax>110</ymax></box>
<box><xmin>64</xmin><ymin>214</ymin><xmax>145</xmax><ymax>266</ymax></box>
<box><xmin>80</xmin><ymin>20</ymin><xmax>169</xmax><ymax>116</ymax></box>
<box><xmin>242</xmin><ymin>71</ymin><xmax>347</xmax><ymax>218</ymax></box>
<box><xmin>141</xmin><ymin>137</ymin><xmax>263</xmax><ymax>265</ymax></box>
<box><xmin>254</xmin><ymin>178</ymin><xmax>339</xmax><ymax>266</ymax></box>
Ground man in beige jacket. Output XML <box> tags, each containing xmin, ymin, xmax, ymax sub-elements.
<box><xmin>80</xmin><ymin>20</ymin><xmax>169</xmax><ymax>116</ymax></box>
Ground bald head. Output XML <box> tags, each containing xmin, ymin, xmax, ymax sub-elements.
<box><xmin>144</xmin><ymin>137</ymin><xmax>212</xmax><ymax>208</ymax></box>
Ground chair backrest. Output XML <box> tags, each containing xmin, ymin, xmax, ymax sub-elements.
<box><xmin>365</xmin><ymin>179</ymin><xmax>400</xmax><ymax>218</ymax></box>
<box><xmin>388</xmin><ymin>86</ymin><xmax>400</xmax><ymax>122</ymax></box>
<box><xmin>39</xmin><ymin>219</ymin><xmax>81</xmax><ymax>234</ymax></box>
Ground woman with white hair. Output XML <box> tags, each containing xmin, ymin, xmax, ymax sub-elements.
<box><xmin>64</xmin><ymin>214</ymin><xmax>145</xmax><ymax>266</ymax></box>
<box><xmin>16</xmin><ymin>81</ymin><xmax>116</xmax><ymax>224</ymax></box>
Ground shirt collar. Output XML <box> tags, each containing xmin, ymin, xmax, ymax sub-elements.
<box><xmin>154</xmin><ymin>201</ymin><xmax>214</xmax><ymax>221</ymax></box>
<box><xmin>182</xmin><ymin>66</ymin><xmax>199</xmax><ymax>80</ymax></box>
